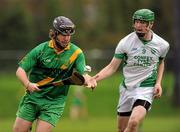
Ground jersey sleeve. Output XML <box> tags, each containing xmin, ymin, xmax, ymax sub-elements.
<box><xmin>160</xmin><ymin>42</ymin><xmax>170</xmax><ymax>59</ymax></box>
<box><xmin>74</xmin><ymin>49</ymin><xmax>86</xmax><ymax>74</ymax></box>
<box><xmin>114</xmin><ymin>39</ymin><xmax>126</xmax><ymax>59</ymax></box>
<box><xmin>18</xmin><ymin>46</ymin><xmax>41</xmax><ymax>72</ymax></box>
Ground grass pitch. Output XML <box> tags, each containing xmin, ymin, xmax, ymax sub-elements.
<box><xmin>0</xmin><ymin>72</ymin><xmax>179</xmax><ymax>132</ymax></box>
<box><xmin>1</xmin><ymin>116</ymin><xmax>180</xmax><ymax>132</ymax></box>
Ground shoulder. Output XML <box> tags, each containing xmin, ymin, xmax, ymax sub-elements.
<box><xmin>124</xmin><ymin>32</ymin><xmax>137</xmax><ymax>41</ymax></box>
<box><xmin>28</xmin><ymin>41</ymin><xmax>49</xmax><ymax>57</ymax></box>
<box><xmin>33</xmin><ymin>41</ymin><xmax>49</xmax><ymax>50</ymax></box>
<box><xmin>118</xmin><ymin>32</ymin><xmax>137</xmax><ymax>45</ymax></box>
<box><xmin>152</xmin><ymin>33</ymin><xmax>169</xmax><ymax>49</ymax></box>
<box><xmin>116</xmin><ymin>32</ymin><xmax>137</xmax><ymax>49</ymax></box>
<box><xmin>70</xmin><ymin>42</ymin><xmax>83</xmax><ymax>53</ymax></box>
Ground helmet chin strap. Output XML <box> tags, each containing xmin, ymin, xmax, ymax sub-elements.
<box><xmin>136</xmin><ymin>32</ymin><xmax>145</xmax><ymax>38</ymax></box>
<box><xmin>55</xmin><ymin>38</ymin><xmax>66</xmax><ymax>50</ymax></box>
<box><xmin>133</xmin><ymin>25</ymin><xmax>146</xmax><ymax>38</ymax></box>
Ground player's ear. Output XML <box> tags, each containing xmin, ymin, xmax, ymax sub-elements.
<box><xmin>149</xmin><ymin>21</ymin><xmax>154</xmax><ymax>29</ymax></box>
<box><xmin>49</xmin><ymin>29</ymin><xmax>56</xmax><ymax>39</ymax></box>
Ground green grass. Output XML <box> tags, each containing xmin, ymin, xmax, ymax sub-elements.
<box><xmin>142</xmin><ymin>116</ymin><xmax>180</xmax><ymax>132</ymax></box>
<box><xmin>0</xmin><ymin>72</ymin><xmax>21</xmax><ymax>118</ymax></box>
<box><xmin>0</xmin><ymin>72</ymin><xmax>180</xmax><ymax>131</ymax></box>
<box><xmin>1</xmin><ymin>116</ymin><xmax>180</xmax><ymax>132</ymax></box>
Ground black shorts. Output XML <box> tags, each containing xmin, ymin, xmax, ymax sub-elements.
<box><xmin>117</xmin><ymin>99</ymin><xmax>151</xmax><ymax>116</ymax></box>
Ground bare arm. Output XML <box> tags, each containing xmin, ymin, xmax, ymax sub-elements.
<box><xmin>16</xmin><ymin>67</ymin><xmax>40</xmax><ymax>92</ymax></box>
<box><xmin>94</xmin><ymin>57</ymin><xmax>122</xmax><ymax>82</ymax></box>
<box><xmin>156</xmin><ymin>60</ymin><xmax>165</xmax><ymax>85</ymax></box>
<box><xmin>16</xmin><ymin>67</ymin><xmax>30</xmax><ymax>87</ymax></box>
<box><xmin>153</xmin><ymin>59</ymin><xmax>165</xmax><ymax>98</ymax></box>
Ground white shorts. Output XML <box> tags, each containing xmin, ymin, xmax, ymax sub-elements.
<box><xmin>117</xmin><ymin>86</ymin><xmax>154</xmax><ymax>113</ymax></box>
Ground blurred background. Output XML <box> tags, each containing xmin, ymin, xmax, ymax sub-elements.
<box><xmin>0</xmin><ymin>0</ymin><xmax>180</xmax><ymax>131</ymax></box>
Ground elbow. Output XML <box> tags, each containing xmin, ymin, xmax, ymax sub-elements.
<box><xmin>16</xmin><ymin>67</ymin><xmax>24</xmax><ymax>78</ymax></box>
<box><xmin>16</xmin><ymin>68</ymin><xmax>19</xmax><ymax>77</ymax></box>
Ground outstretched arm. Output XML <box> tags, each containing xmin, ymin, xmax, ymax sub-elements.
<box><xmin>153</xmin><ymin>59</ymin><xmax>165</xmax><ymax>99</ymax></box>
<box><xmin>94</xmin><ymin>57</ymin><xmax>122</xmax><ymax>82</ymax></box>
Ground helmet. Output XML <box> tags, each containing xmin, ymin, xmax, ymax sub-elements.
<box><xmin>133</xmin><ymin>9</ymin><xmax>154</xmax><ymax>22</ymax></box>
<box><xmin>53</xmin><ymin>16</ymin><xmax>75</xmax><ymax>36</ymax></box>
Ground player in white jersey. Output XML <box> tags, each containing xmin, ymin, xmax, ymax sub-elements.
<box><xmin>92</xmin><ymin>9</ymin><xmax>169</xmax><ymax>132</ymax></box>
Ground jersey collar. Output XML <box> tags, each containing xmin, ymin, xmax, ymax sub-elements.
<box><xmin>48</xmin><ymin>40</ymin><xmax>70</xmax><ymax>50</ymax></box>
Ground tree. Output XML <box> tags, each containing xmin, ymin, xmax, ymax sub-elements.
<box><xmin>172</xmin><ymin>0</ymin><xmax>180</xmax><ymax>107</ymax></box>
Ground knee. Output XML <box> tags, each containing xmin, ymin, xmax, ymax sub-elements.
<box><xmin>13</xmin><ymin>124</ymin><xmax>23</xmax><ymax>132</ymax></box>
<box><xmin>13</xmin><ymin>124</ymin><xmax>19</xmax><ymax>132</ymax></box>
<box><xmin>128</xmin><ymin>118</ymin><xmax>139</xmax><ymax>129</ymax></box>
<box><xmin>13</xmin><ymin>124</ymin><xmax>29</xmax><ymax>132</ymax></box>
<box><xmin>117</xmin><ymin>124</ymin><xmax>126</xmax><ymax>132</ymax></box>
<box><xmin>117</xmin><ymin>128</ymin><xmax>124</xmax><ymax>132</ymax></box>
<box><xmin>118</xmin><ymin>128</ymin><xmax>125</xmax><ymax>132</ymax></box>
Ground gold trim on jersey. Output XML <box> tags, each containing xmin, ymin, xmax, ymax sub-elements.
<box><xmin>70</xmin><ymin>49</ymin><xmax>82</xmax><ymax>63</ymax></box>
<box><xmin>36</xmin><ymin>77</ymin><xmax>54</xmax><ymax>86</ymax></box>
<box><xmin>60</xmin><ymin>49</ymin><xmax>82</xmax><ymax>70</ymax></box>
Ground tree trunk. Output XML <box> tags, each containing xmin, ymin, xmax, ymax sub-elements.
<box><xmin>172</xmin><ymin>0</ymin><xmax>180</xmax><ymax>106</ymax></box>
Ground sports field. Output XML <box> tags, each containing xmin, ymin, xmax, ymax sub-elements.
<box><xmin>0</xmin><ymin>116</ymin><xmax>180</xmax><ymax>132</ymax></box>
<box><xmin>0</xmin><ymin>72</ymin><xmax>179</xmax><ymax>132</ymax></box>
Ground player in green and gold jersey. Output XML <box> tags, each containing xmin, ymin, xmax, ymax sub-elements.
<box><xmin>13</xmin><ymin>16</ymin><xmax>96</xmax><ymax>132</ymax></box>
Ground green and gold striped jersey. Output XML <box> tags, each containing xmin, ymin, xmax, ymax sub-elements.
<box><xmin>19</xmin><ymin>40</ymin><xmax>86</xmax><ymax>101</ymax></box>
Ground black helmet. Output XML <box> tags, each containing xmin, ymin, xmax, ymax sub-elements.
<box><xmin>53</xmin><ymin>16</ymin><xmax>75</xmax><ymax>36</ymax></box>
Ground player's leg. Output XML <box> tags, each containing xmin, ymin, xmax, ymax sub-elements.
<box><xmin>13</xmin><ymin>117</ymin><xmax>33</xmax><ymax>132</ymax></box>
<box><xmin>117</xmin><ymin>113</ymin><xmax>130</xmax><ymax>132</ymax></box>
<box><xmin>13</xmin><ymin>96</ymin><xmax>37</xmax><ymax>132</ymax></box>
<box><xmin>36</xmin><ymin>102</ymin><xmax>65</xmax><ymax>132</ymax></box>
<box><xmin>124</xmin><ymin>99</ymin><xmax>151</xmax><ymax>132</ymax></box>
<box><xmin>35</xmin><ymin>119</ymin><xmax>53</xmax><ymax>132</ymax></box>
<box><xmin>70</xmin><ymin>106</ymin><xmax>80</xmax><ymax>120</ymax></box>
<box><xmin>117</xmin><ymin>86</ymin><xmax>132</xmax><ymax>132</ymax></box>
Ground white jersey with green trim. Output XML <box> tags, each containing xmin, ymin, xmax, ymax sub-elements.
<box><xmin>115</xmin><ymin>31</ymin><xmax>169</xmax><ymax>89</ymax></box>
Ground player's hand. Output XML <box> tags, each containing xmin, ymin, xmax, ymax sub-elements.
<box><xmin>26</xmin><ymin>82</ymin><xmax>41</xmax><ymax>93</ymax></box>
<box><xmin>83</xmin><ymin>74</ymin><xmax>97</xmax><ymax>90</ymax></box>
<box><xmin>153</xmin><ymin>83</ymin><xmax>162</xmax><ymax>99</ymax></box>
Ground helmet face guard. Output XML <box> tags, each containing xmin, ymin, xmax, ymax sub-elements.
<box><xmin>55</xmin><ymin>27</ymin><xmax>75</xmax><ymax>36</ymax></box>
